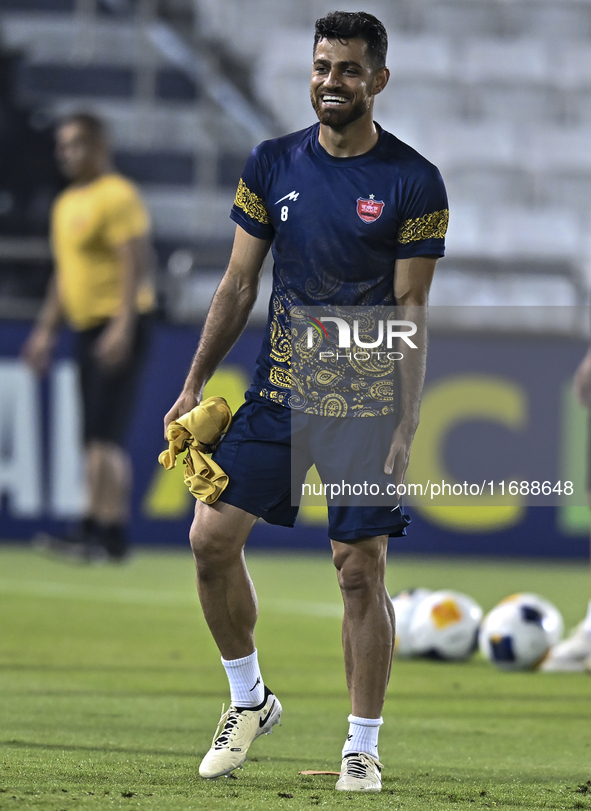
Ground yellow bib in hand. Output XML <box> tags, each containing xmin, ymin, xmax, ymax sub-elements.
<box><xmin>158</xmin><ymin>396</ymin><xmax>232</xmax><ymax>504</ymax></box>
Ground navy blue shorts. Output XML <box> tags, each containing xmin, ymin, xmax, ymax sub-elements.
<box><xmin>212</xmin><ymin>395</ymin><xmax>410</xmax><ymax>542</ymax></box>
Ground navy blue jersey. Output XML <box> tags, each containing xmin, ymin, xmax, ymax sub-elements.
<box><xmin>230</xmin><ymin>122</ymin><xmax>448</xmax><ymax>416</ymax></box>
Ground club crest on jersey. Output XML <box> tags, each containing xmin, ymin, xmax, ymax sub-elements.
<box><xmin>357</xmin><ymin>195</ymin><xmax>385</xmax><ymax>223</ymax></box>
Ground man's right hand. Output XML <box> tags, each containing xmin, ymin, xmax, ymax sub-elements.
<box><xmin>21</xmin><ymin>326</ymin><xmax>56</xmax><ymax>376</ymax></box>
<box><xmin>163</xmin><ymin>390</ymin><xmax>201</xmax><ymax>439</ymax></box>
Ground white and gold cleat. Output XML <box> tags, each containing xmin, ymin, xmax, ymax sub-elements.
<box><xmin>199</xmin><ymin>687</ymin><xmax>282</xmax><ymax>779</ymax></box>
<box><xmin>335</xmin><ymin>752</ymin><xmax>383</xmax><ymax>792</ymax></box>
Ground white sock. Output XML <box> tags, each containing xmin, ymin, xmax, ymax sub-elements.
<box><xmin>221</xmin><ymin>649</ymin><xmax>265</xmax><ymax>708</ymax></box>
<box><xmin>342</xmin><ymin>714</ymin><xmax>383</xmax><ymax>760</ymax></box>
<box><xmin>583</xmin><ymin>599</ymin><xmax>591</xmax><ymax>636</ymax></box>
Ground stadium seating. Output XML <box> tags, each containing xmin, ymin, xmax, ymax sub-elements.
<box><xmin>0</xmin><ymin>2</ymin><xmax>258</xmax><ymax>229</ymax></box>
<box><xmin>241</xmin><ymin>0</ymin><xmax>591</xmax><ymax>308</ymax></box>
<box><xmin>0</xmin><ymin>0</ymin><xmax>590</xmax><ymax>317</ymax></box>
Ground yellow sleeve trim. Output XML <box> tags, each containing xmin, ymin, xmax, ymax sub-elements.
<box><xmin>234</xmin><ymin>178</ymin><xmax>270</xmax><ymax>225</ymax></box>
<box><xmin>398</xmin><ymin>209</ymin><xmax>449</xmax><ymax>244</ymax></box>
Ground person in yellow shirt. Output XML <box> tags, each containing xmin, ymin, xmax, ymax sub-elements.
<box><xmin>22</xmin><ymin>112</ymin><xmax>154</xmax><ymax>561</ymax></box>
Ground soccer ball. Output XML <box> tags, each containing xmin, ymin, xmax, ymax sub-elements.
<box><xmin>496</xmin><ymin>593</ymin><xmax>564</xmax><ymax>646</ymax></box>
<box><xmin>391</xmin><ymin>588</ymin><xmax>432</xmax><ymax>657</ymax></box>
<box><xmin>479</xmin><ymin>597</ymin><xmax>553</xmax><ymax>671</ymax></box>
<box><xmin>407</xmin><ymin>590</ymin><xmax>484</xmax><ymax>661</ymax></box>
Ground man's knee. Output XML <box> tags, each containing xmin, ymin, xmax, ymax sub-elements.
<box><xmin>86</xmin><ymin>439</ymin><xmax>128</xmax><ymax>465</ymax></box>
<box><xmin>189</xmin><ymin>502</ymin><xmax>253</xmax><ymax>573</ymax></box>
<box><xmin>190</xmin><ymin>520</ymin><xmax>233</xmax><ymax>572</ymax></box>
<box><xmin>332</xmin><ymin>538</ymin><xmax>387</xmax><ymax>595</ymax></box>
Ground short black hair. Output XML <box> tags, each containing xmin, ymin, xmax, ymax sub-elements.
<box><xmin>314</xmin><ymin>11</ymin><xmax>388</xmax><ymax>69</ymax></box>
<box><xmin>57</xmin><ymin>112</ymin><xmax>107</xmax><ymax>143</ymax></box>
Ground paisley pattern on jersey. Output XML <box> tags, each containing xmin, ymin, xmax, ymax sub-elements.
<box><xmin>304</xmin><ymin>272</ymin><xmax>343</xmax><ymax>301</ymax></box>
<box><xmin>397</xmin><ymin>209</ymin><xmax>449</xmax><ymax>244</ymax></box>
<box><xmin>234</xmin><ymin>178</ymin><xmax>270</xmax><ymax>225</ymax></box>
<box><xmin>269</xmin><ymin>295</ymin><xmax>292</xmax><ymax>363</ymax></box>
<box><xmin>319</xmin><ymin>393</ymin><xmax>349</xmax><ymax>418</ymax></box>
<box><xmin>287</xmin><ymin>305</ymin><xmax>398</xmax><ymax>418</ymax></box>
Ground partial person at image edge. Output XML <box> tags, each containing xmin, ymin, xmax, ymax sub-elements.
<box><xmin>540</xmin><ymin>348</ymin><xmax>591</xmax><ymax>672</ymax></box>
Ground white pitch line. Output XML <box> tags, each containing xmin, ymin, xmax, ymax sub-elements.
<box><xmin>0</xmin><ymin>578</ymin><xmax>343</xmax><ymax>617</ymax></box>
<box><xmin>0</xmin><ymin>578</ymin><xmax>193</xmax><ymax>606</ymax></box>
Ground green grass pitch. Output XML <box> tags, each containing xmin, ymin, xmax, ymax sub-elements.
<box><xmin>1</xmin><ymin>544</ymin><xmax>590</xmax><ymax>811</ymax></box>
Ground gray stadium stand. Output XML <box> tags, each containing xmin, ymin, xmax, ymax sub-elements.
<box><xmin>0</xmin><ymin>0</ymin><xmax>276</xmax><ymax>320</ymax></box>
<box><xmin>1</xmin><ymin>0</ymin><xmax>590</xmax><ymax>321</ymax></box>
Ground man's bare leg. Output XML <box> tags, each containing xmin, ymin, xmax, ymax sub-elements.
<box><xmin>332</xmin><ymin>535</ymin><xmax>394</xmax><ymax>719</ymax></box>
<box><xmin>86</xmin><ymin>440</ymin><xmax>131</xmax><ymax>525</ymax></box>
<box><xmin>189</xmin><ymin>499</ymin><xmax>259</xmax><ymax>659</ymax></box>
<box><xmin>191</xmin><ymin>500</ymin><xmax>283</xmax><ymax>780</ymax></box>
<box><xmin>36</xmin><ymin>440</ymin><xmax>131</xmax><ymax>559</ymax></box>
<box><xmin>332</xmin><ymin>535</ymin><xmax>393</xmax><ymax>791</ymax></box>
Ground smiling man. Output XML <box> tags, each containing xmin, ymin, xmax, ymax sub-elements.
<box><xmin>311</xmin><ymin>32</ymin><xmax>384</xmax><ymax>134</ymax></box>
<box><xmin>165</xmin><ymin>11</ymin><xmax>448</xmax><ymax>792</ymax></box>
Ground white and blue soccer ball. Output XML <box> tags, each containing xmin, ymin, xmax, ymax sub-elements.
<box><xmin>391</xmin><ymin>588</ymin><xmax>432</xmax><ymax>657</ymax></box>
<box><xmin>479</xmin><ymin>593</ymin><xmax>561</xmax><ymax>671</ymax></box>
<box><xmin>504</xmin><ymin>593</ymin><xmax>564</xmax><ymax>646</ymax></box>
<box><xmin>406</xmin><ymin>590</ymin><xmax>484</xmax><ymax>661</ymax></box>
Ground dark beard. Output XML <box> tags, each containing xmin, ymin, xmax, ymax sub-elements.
<box><xmin>310</xmin><ymin>90</ymin><xmax>369</xmax><ymax>129</ymax></box>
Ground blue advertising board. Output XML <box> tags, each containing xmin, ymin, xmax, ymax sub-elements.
<box><xmin>0</xmin><ymin>319</ymin><xmax>589</xmax><ymax>557</ymax></box>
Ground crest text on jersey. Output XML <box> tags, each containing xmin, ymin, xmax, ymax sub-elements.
<box><xmin>357</xmin><ymin>196</ymin><xmax>385</xmax><ymax>223</ymax></box>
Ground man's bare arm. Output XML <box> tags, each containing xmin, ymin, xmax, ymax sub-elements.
<box><xmin>94</xmin><ymin>233</ymin><xmax>152</xmax><ymax>368</ymax></box>
<box><xmin>21</xmin><ymin>274</ymin><xmax>64</xmax><ymax>375</ymax></box>
<box><xmin>164</xmin><ymin>225</ymin><xmax>272</xmax><ymax>436</ymax></box>
<box><xmin>384</xmin><ymin>255</ymin><xmax>437</xmax><ymax>482</ymax></box>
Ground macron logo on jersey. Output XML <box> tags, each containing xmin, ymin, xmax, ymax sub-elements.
<box><xmin>275</xmin><ymin>191</ymin><xmax>300</xmax><ymax>204</ymax></box>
